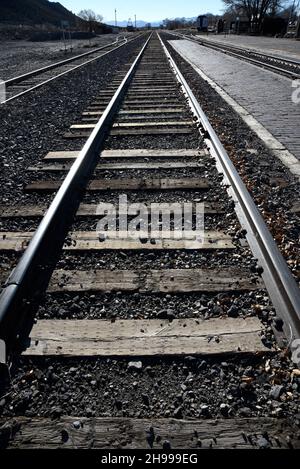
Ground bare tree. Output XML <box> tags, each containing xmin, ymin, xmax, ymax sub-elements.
<box><xmin>223</xmin><ymin>0</ymin><xmax>287</xmax><ymax>32</ymax></box>
<box><xmin>269</xmin><ymin>0</ymin><xmax>282</xmax><ymax>16</ymax></box>
<box><xmin>78</xmin><ymin>9</ymin><xmax>103</xmax><ymax>33</ymax></box>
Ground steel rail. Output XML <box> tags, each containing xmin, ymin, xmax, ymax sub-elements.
<box><xmin>0</xmin><ymin>33</ymin><xmax>152</xmax><ymax>358</ymax></box>
<box><xmin>2</xmin><ymin>34</ymin><xmax>144</xmax><ymax>105</ymax></box>
<box><xmin>4</xmin><ymin>37</ymin><xmax>126</xmax><ymax>87</ymax></box>
<box><xmin>180</xmin><ymin>32</ymin><xmax>300</xmax><ymax>67</ymax></box>
<box><xmin>167</xmin><ymin>31</ymin><xmax>300</xmax><ymax>80</ymax></box>
<box><xmin>198</xmin><ymin>39</ymin><xmax>300</xmax><ymax>68</ymax></box>
<box><xmin>159</xmin><ymin>33</ymin><xmax>300</xmax><ymax>343</ymax></box>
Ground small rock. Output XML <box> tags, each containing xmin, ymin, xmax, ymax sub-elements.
<box><xmin>50</xmin><ymin>373</ymin><xmax>59</xmax><ymax>382</ymax></box>
<box><xmin>156</xmin><ymin>310</ymin><xmax>167</xmax><ymax>319</ymax></box>
<box><xmin>269</xmin><ymin>385</ymin><xmax>284</xmax><ymax>400</ymax></box>
<box><xmin>200</xmin><ymin>404</ymin><xmax>210</xmax><ymax>416</ymax></box>
<box><xmin>184</xmin><ymin>356</ymin><xmax>196</xmax><ymax>364</ymax></box>
<box><xmin>167</xmin><ymin>310</ymin><xmax>176</xmax><ymax>320</ymax></box>
<box><xmin>228</xmin><ymin>305</ymin><xmax>239</xmax><ymax>317</ymax></box>
<box><xmin>198</xmin><ymin>360</ymin><xmax>207</xmax><ymax>370</ymax></box>
<box><xmin>145</xmin><ymin>366</ymin><xmax>155</xmax><ymax>377</ymax></box>
<box><xmin>273</xmin><ymin>407</ymin><xmax>284</xmax><ymax>417</ymax></box>
<box><xmin>272</xmin><ymin>317</ymin><xmax>283</xmax><ymax>331</ymax></box>
<box><xmin>162</xmin><ymin>440</ymin><xmax>171</xmax><ymax>450</ymax></box>
<box><xmin>141</xmin><ymin>394</ymin><xmax>150</xmax><ymax>406</ymax></box>
<box><xmin>220</xmin><ymin>403</ymin><xmax>229</xmax><ymax>416</ymax></box>
<box><xmin>51</xmin><ymin>406</ymin><xmax>63</xmax><ymax>418</ymax></box>
<box><xmin>239</xmin><ymin>407</ymin><xmax>251</xmax><ymax>417</ymax></box>
<box><xmin>174</xmin><ymin>406</ymin><xmax>183</xmax><ymax>419</ymax></box>
<box><xmin>115</xmin><ymin>399</ymin><xmax>123</xmax><ymax>410</ymax></box>
<box><xmin>73</xmin><ymin>421</ymin><xmax>82</xmax><ymax>429</ymax></box>
<box><xmin>257</xmin><ymin>436</ymin><xmax>271</xmax><ymax>449</ymax></box>
<box><xmin>128</xmin><ymin>361</ymin><xmax>143</xmax><ymax>371</ymax></box>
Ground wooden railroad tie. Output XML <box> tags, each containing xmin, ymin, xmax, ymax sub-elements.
<box><xmin>1</xmin><ymin>416</ymin><xmax>297</xmax><ymax>449</ymax></box>
<box><xmin>23</xmin><ymin>317</ymin><xmax>269</xmax><ymax>357</ymax></box>
<box><xmin>0</xmin><ymin>231</ymin><xmax>235</xmax><ymax>251</ymax></box>
<box><xmin>0</xmin><ymin>201</ymin><xmax>223</xmax><ymax>218</ymax></box>
<box><xmin>24</xmin><ymin>178</ymin><xmax>210</xmax><ymax>192</ymax></box>
<box><xmin>26</xmin><ymin>161</ymin><xmax>205</xmax><ymax>172</ymax></box>
<box><xmin>43</xmin><ymin>149</ymin><xmax>205</xmax><ymax>161</ymax></box>
<box><xmin>46</xmin><ymin>267</ymin><xmax>262</xmax><ymax>293</ymax></box>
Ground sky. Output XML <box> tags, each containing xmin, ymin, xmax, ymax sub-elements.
<box><xmin>56</xmin><ymin>0</ymin><xmax>224</xmax><ymax>23</ymax></box>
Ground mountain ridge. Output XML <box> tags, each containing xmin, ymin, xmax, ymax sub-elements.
<box><xmin>0</xmin><ymin>0</ymin><xmax>79</xmax><ymax>26</ymax></box>
<box><xmin>106</xmin><ymin>17</ymin><xmax>199</xmax><ymax>28</ymax></box>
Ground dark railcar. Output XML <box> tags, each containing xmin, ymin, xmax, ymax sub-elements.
<box><xmin>197</xmin><ymin>15</ymin><xmax>208</xmax><ymax>32</ymax></box>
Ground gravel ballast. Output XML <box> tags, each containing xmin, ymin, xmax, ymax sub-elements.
<box><xmin>0</xmin><ymin>34</ymin><xmax>299</xmax><ymax>435</ymax></box>
<box><xmin>1</xmin><ymin>355</ymin><xmax>299</xmax><ymax>423</ymax></box>
<box><xmin>0</xmin><ymin>35</ymin><xmax>147</xmax><ymax>205</ymax></box>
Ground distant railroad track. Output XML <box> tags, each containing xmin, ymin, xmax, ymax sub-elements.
<box><xmin>2</xmin><ymin>33</ymin><xmax>143</xmax><ymax>104</ymax></box>
<box><xmin>168</xmin><ymin>31</ymin><xmax>300</xmax><ymax>80</ymax></box>
<box><xmin>0</xmin><ymin>32</ymin><xmax>299</xmax><ymax>449</ymax></box>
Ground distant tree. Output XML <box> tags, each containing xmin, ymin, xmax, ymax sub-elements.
<box><xmin>78</xmin><ymin>9</ymin><xmax>103</xmax><ymax>33</ymax></box>
<box><xmin>204</xmin><ymin>12</ymin><xmax>221</xmax><ymax>28</ymax></box>
<box><xmin>162</xmin><ymin>17</ymin><xmax>196</xmax><ymax>29</ymax></box>
<box><xmin>280</xmin><ymin>2</ymin><xmax>296</xmax><ymax>19</ymax></box>
<box><xmin>269</xmin><ymin>0</ymin><xmax>283</xmax><ymax>16</ymax></box>
<box><xmin>222</xmin><ymin>0</ymin><xmax>288</xmax><ymax>31</ymax></box>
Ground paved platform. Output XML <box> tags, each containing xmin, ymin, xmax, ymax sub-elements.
<box><xmin>169</xmin><ymin>39</ymin><xmax>300</xmax><ymax>168</ymax></box>
<box><xmin>195</xmin><ymin>34</ymin><xmax>300</xmax><ymax>62</ymax></box>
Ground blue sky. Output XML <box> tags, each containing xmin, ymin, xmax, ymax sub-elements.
<box><xmin>57</xmin><ymin>0</ymin><xmax>224</xmax><ymax>22</ymax></box>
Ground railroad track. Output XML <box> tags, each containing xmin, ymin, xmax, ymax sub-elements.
<box><xmin>0</xmin><ymin>32</ymin><xmax>300</xmax><ymax>449</ymax></box>
<box><xmin>167</xmin><ymin>31</ymin><xmax>300</xmax><ymax>80</ymax></box>
<box><xmin>2</xmin><ymin>34</ymin><xmax>142</xmax><ymax>104</ymax></box>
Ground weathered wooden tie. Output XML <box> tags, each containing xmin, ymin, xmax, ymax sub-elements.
<box><xmin>23</xmin><ymin>317</ymin><xmax>268</xmax><ymax>357</ymax></box>
<box><xmin>47</xmin><ymin>268</ymin><xmax>262</xmax><ymax>293</ymax></box>
<box><xmin>25</xmin><ymin>177</ymin><xmax>210</xmax><ymax>192</ymax></box>
<box><xmin>1</xmin><ymin>417</ymin><xmax>297</xmax><ymax>449</ymax></box>
<box><xmin>70</xmin><ymin>121</ymin><xmax>193</xmax><ymax>130</ymax></box>
<box><xmin>0</xmin><ymin>201</ymin><xmax>222</xmax><ymax>218</ymax></box>
<box><xmin>43</xmin><ymin>149</ymin><xmax>205</xmax><ymax>161</ymax></box>
<box><xmin>27</xmin><ymin>161</ymin><xmax>204</xmax><ymax>172</ymax></box>
<box><xmin>0</xmin><ymin>231</ymin><xmax>234</xmax><ymax>251</ymax></box>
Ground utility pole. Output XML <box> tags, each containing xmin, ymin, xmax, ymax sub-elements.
<box><xmin>135</xmin><ymin>14</ymin><xmax>137</xmax><ymax>29</ymax></box>
<box><xmin>115</xmin><ymin>9</ymin><xmax>117</xmax><ymax>27</ymax></box>
<box><xmin>296</xmin><ymin>15</ymin><xmax>300</xmax><ymax>37</ymax></box>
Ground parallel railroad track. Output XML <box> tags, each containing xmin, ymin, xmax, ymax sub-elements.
<box><xmin>167</xmin><ymin>31</ymin><xmax>300</xmax><ymax>80</ymax></box>
<box><xmin>2</xmin><ymin>34</ymin><xmax>142</xmax><ymax>104</ymax></box>
<box><xmin>0</xmin><ymin>32</ymin><xmax>300</xmax><ymax>449</ymax></box>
